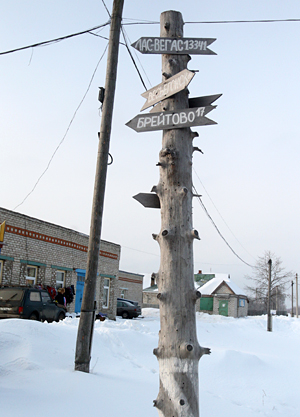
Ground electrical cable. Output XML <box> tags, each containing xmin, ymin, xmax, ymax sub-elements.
<box><xmin>13</xmin><ymin>42</ymin><xmax>109</xmax><ymax>211</ymax></box>
<box><xmin>0</xmin><ymin>22</ymin><xmax>110</xmax><ymax>56</ymax></box>
<box><xmin>193</xmin><ymin>168</ymin><xmax>256</xmax><ymax>261</ymax></box>
<box><xmin>2</xmin><ymin>17</ymin><xmax>300</xmax><ymax>57</ymax></box>
<box><xmin>122</xmin><ymin>17</ymin><xmax>300</xmax><ymax>25</ymax></box>
<box><xmin>120</xmin><ymin>25</ymin><xmax>148</xmax><ymax>91</ymax></box>
<box><xmin>185</xmin><ymin>18</ymin><xmax>300</xmax><ymax>24</ymax></box>
<box><xmin>193</xmin><ymin>184</ymin><xmax>254</xmax><ymax>268</ymax></box>
<box><xmin>121</xmin><ymin>26</ymin><xmax>152</xmax><ymax>89</ymax></box>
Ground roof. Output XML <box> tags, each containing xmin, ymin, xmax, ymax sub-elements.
<box><xmin>143</xmin><ymin>284</ymin><xmax>158</xmax><ymax>293</ymax></box>
<box><xmin>196</xmin><ymin>274</ymin><xmax>247</xmax><ymax>296</ymax></box>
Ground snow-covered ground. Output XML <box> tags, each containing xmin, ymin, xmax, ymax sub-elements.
<box><xmin>0</xmin><ymin>309</ymin><xmax>299</xmax><ymax>417</ymax></box>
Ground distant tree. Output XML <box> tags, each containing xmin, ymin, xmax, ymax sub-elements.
<box><xmin>245</xmin><ymin>250</ymin><xmax>292</xmax><ymax>312</ymax></box>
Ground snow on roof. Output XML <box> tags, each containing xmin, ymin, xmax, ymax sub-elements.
<box><xmin>196</xmin><ymin>274</ymin><xmax>246</xmax><ymax>296</ymax></box>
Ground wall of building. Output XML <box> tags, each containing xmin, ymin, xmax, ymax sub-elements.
<box><xmin>118</xmin><ymin>270</ymin><xmax>143</xmax><ymax>306</ymax></box>
<box><xmin>142</xmin><ymin>289</ymin><xmax>159</xmax><ymax>308</ymax></box>
<box><xmin>0</xmin><ymin>207</ymin><xmax>120</xmax><ymax>319</ymax></box>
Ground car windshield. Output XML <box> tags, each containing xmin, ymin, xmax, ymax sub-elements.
<box><xmin>0</xmin><ymin>289</ymin><xmax>24</xmax><ymax>302</ymax></box>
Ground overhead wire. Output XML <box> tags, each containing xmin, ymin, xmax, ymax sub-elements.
<box><xmin>0</xmin><ymin>22</ymin><xmax>110</xmax><ymax>56</ymax></box>
<box><xmin>2</xmin><ymin>17</ymin><xmax>300</xmax><ymax>57</ymax></box>
<box><xmin>185</xmin><ymin>18</ymin><xmax>300</xmax><ymax>24</ymax></box>
<box><xmin>193</xmin><ymin>184</ymin><xmax>254</xmax><ymax>268</ymax></box>
<box><xmin>121</xmin><ymin>26</ymin><xmax>150</xmax><ymax>91</ymax></box>
<box><xmin>13</xmin><ymin>42</ymin><xmax>109</xmax><ymax>210</ymax></box>
<box><xmin>193</xmin><ymin>168</ymin><xmax>256</xmax><ymax>261</ymax></box>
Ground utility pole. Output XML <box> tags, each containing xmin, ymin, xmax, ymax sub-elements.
<box><xmin>291</xmin><ymin>280</ymin><xmax>294</xmax><ymax>317</ymax></box>
<box><xmin>74</xmin><ymin>0</ymin><xmax>124</xmax><ymax>373</ymax></box>
<box><xmin>296</xmin><ymin>273</ymin><xmax>298</xmax><ymax>318</ymax></box>
<box><xmin>151</xmin><ymin>11</ymin><xmax>210</xmax><ymax>417</ymax></box>
<box><xmin>267</xmin><ymin>258</ymin><xmax>272</xmax><ymax>332</ymax></box>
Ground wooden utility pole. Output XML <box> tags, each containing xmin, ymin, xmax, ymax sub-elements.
<box><xmin>296</xmin><ymin>273</ymin><xmax>298</xmax><ymax>318</ymax></box>
<box><xmin>291</xmin><ymin>280</ymin><xmax>294</xmax><ymax>317</ymax></box>
<box><xmin>267</xmin><ymin>259</ymin><xmax>272</xmax><ymax>331</ymax></box>
<box><xmin>152</xmin><ymin>11</ymin><xmax>210</xmax><ymax>417</ymax></box>
<box><xmin>74</xmin><ymin>0</ymin><xmax>124</xmax><ymax>373</ymax></box>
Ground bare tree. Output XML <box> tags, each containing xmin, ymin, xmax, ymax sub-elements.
<box><xmin>246</xmin><ymin>250</ymin><xmax>292</xmax><ymax>312</ymax></box>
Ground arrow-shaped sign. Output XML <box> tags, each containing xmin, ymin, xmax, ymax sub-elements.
<box><xmin>149</xmin><ymin>93</ymin><xmax>222</xmax><ymax>113</ymax></box>
<box><xmin>140</xmin><ymin>69</ymin><xmax>195</xmax><ymax>112</ymax></box>
<box><xmin>132</xmin><ymin>37</ymin><xmax>216</xmax><ymax>55</ymax></box>
<box><xmin>133</xmin><ymin>193</ymin><xmax>160</xmax><ymax>209</ymax></box>
<box><xmin>126</xmin><ymin>106</ymin><xmax>217</xmax><ymax>133</ymax></box>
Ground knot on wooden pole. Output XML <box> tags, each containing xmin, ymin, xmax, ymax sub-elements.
<box><xmin>190</xmin><ymin>229</ymin><xmax>200</xmax><ymax>240</ymax></box>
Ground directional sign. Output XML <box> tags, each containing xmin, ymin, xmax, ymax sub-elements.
<box><xmin>133</xmin><ymin>193</ymin><xmax>160</xmax><ymax>209</ymax></box>
<box><xmin>126</xmin><ymin>106</ymin><xmax>217</xmax><ymax>133</ymax></box>
<box><xmin>132</xmin><ymin>37</ymin><xmax>216</xmax><ymax>55</ymax></box>
<box><xmin>141</xmin><ymin>69</ymin><xmax>195</xmax><ymax>111</ymax></box>
<box><xmin>149</xmin><ymin>93</ymin><xmax>222</xmax><ymax>113</ymax></box>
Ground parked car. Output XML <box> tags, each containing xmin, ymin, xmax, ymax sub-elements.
<box><xmin>117</xmin><ymin>297</ymin><xmax>139</xmax><ymax>306</ymax></box>
<box><xmin>0</xmin><ymin>287</ymin><xmax>66</xmax><ymax>322</ymax></box>
<box><xmin>117</xmin><ymin>299</ymin><xmax>141</xmax><ymax>319</ymax></box>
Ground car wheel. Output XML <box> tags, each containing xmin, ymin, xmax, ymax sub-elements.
<box><xmin>57</xmin><ymin>312</ymin><xmax>65</xmax><ymax>322</ymax></box>
<box><xmin>29</xmin><ymin>313</ymin><xmax>38</xmax><ymax>321</ymax></box>
<box><xmin>122</xmin><ymin>311</ymin><xmax>129</xmax><ymax>319</ymax></box>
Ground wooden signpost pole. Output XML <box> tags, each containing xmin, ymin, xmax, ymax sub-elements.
<box><xmin>152</xmin><ymin>11</ymin><xmax>210</xmax><ymax>417</ymax></box>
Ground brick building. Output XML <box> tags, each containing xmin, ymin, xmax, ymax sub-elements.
<box><xmin>0</xmin><ymin>207</ymin><xmax>121</xmax><ymax>319</ymax></box>
<box><xmin>118</xmin><ymin>270</ymin><xmax>144</xmax><ymax>306</ymax></box>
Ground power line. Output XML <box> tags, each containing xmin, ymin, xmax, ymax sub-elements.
<box><xmin>13</xmin><ymin>43</ymin><xmax>109</xmax><ymax>211</ymax></box>
<box><xmin>121</xmin><ymin>25</ymin><xmax>149</xmax><ymax>91</ymax></box>
<box><xmin>122</xmin><ymin>17</ymin><xmax>300</xmax><ymax>25</ymax></box>
<box><xmin>0</xmin><ymin>22</ymin><xmax>110</xmax><ymax>56</ymax></box>
<box><xmin>2</xmin><ymin>17</ymin><xmax>300</xmax><ymax>57</ymax></box>
<box><xmin>193</xmin><ymin>184</ymin><xmax>254</xmax><ymax>268</ymax></box>
<box><xmin>193</xmin><ymin>168</ymin><xmax>256</xmax><ymax>261</ymax></box>
<box><xmin>185</xmin><ymin>18</ymin><xmax>300</xmax><ymax>24</ymax></box>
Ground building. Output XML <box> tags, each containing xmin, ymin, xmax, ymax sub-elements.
<box><xmin>143</xmin><ymin>272</ymin><xmax>248</xmax><ymax>318</ymax></box>
<box><xmin>143</xmin><ymin>284</ymin><xmax>159</xmax><ymax>308</ymax></box>
<box><xmin>196</xmin><ymin>274</ymin><xmax>248</xmax><ymax>318</ymax></box>
<box><xmin>0</xmin><ymin>207</ymin><xmax>121</xmax><ymax>319</ymax></box>
<box><xmin>118</xmin><ymin>270</ymin><xmax>144</xmax><ymax>306</ymax></box>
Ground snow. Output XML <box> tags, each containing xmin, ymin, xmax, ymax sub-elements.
<box><xmin>0</xmin><ymin>310</ymin><xmax>299</xmax><ymax>417</ymax></box>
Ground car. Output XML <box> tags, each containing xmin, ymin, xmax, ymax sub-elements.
<box><xmin>117</xmin><ymin>299</ymin><xmax>141</xmax><ymax>319</ymax></box>
<box><xmin>117</xmin><ymin>297</ymin><xmax>139</xmax><ymax>306</ymax></box>
<box><xmin>0</xmin><ymin>287</ymin><xmax>66</xmax><ymax>322</ymax></box>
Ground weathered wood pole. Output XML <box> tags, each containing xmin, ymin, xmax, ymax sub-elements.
<box><xmin>74</xmin><ymin>0</ymin><xmax>124</xmax><ymax>373</ymax></box>
<box><xmin>152</xmin><ymin>11</ymin><xmax>209</xmax><ymax>417</ymax></box>
<box><xmin>267</xmin><ymin>259</ymin><xmax>272</xmax><ymax>331</ymax></box>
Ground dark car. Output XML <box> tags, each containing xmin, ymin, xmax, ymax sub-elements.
<box><xmin>117</xmin><ymin>297</ymin><xmax>139</xmax><ymax>306</ymax></box>
<box><xmin>0</xmin><ymin>287</ymin><xmax>66</xmax><ymax>322</ymax></box>
<box><xmin>117</xmin><ymin>299</ymin><xmax>141</xmax><ymax>319</ymax></box>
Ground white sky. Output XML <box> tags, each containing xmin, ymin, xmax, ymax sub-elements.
<box><xmin>1</xmin><ymin>0</ymin><xmax>299</xmax><ymax>294</ymax></box>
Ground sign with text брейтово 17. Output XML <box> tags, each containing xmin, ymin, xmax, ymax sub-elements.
<box><xmin>126</xmin><ymin>106</ymin><xmax>217</xmax><ymax>133</ymax></box>
<box><xmin>131</xmin><ymin>37</ymin><xmax>216</xmax><ymax>55</ymax></box>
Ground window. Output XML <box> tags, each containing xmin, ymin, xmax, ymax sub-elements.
<box><xmin>26</xmin><ymin>266</ymin><xmax>37</xmax><ymax>286</ymax></box>
<box><xmin>29</xmin><ymin>291</ymin><xmax>41</xmax><ymax>302</ymax></box>
<box><xmin>56</xmin><ymin>271</ymin><xmax>65</xmax><ymax>289</ymax></box>
<box><xmin>103</xmin><ymin>278</ymin><xmax>110</xmax><ymax>308</ymax></box>
<box><xmin>239</xmin><ymin>298</ymin><xmax>246</xmax><ymax>307</ymax></box>
<box><xmin>41</xmin><ymin>292</ymin><xmax>52</xmax><ymax>303</ymax></box>
<box><xmin>0</xmin><ymin>260</ymin><xmax>3</xmax><ymax>284</ymax></box>
<box><xmin>120</xmin><ymin>289</ymin><xmax>126</xmax><ymax>299</ymax></box>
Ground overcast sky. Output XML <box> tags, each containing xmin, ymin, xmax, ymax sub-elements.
<box><xmin>1</xmin><ymin>0</ymin><xmax>299</xmax><ymax>294</ymax></box>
